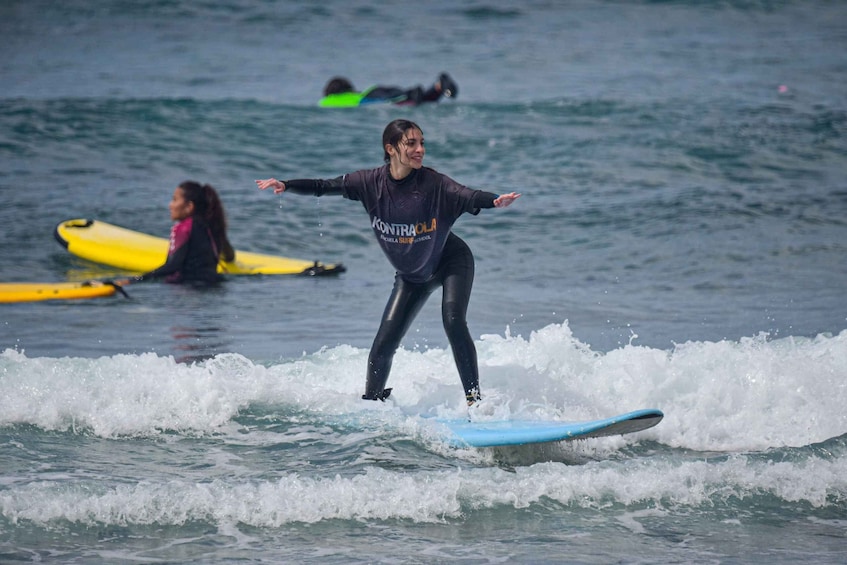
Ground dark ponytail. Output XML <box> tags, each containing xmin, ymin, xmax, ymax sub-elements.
<box><xmin>178</xmin><ymin>180</ymin><xmax>235</xmax><ymax>262</ymax></box>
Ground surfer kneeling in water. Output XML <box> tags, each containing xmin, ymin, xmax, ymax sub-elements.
<box><xmin>319</xmin><ymin>73</ymin><xmax>458</xmax><ymax>107</ymax></box>
<box><xmin>257</xmin><ymin>119</ymin><xmax>520</xmax><ymax>405</ymax></box>
<box><xmin>131</xmin><ymin>181</ymin><xmax>235</xmax><ymax>285</ymax></box>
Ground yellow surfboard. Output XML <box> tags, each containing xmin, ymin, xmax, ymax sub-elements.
<box><xmin>0</xmin><ymin>280</ymin><xmax>121</xmax><ymax>303</ymax></box>
<box><xmin>54</xmin><ymin>219</ymin><xmax>345</xmax><ymax>276</ymax></box>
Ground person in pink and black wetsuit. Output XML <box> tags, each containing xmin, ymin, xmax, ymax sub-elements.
<box><xmin>133</xmin><ymin>181</ymin><xmax>235</xmax><ymax>285</ymax></box>
<box><xmin>256</xmin><ymin>119</ymin><xmax>520</xmax><ymax>405</ymax></box>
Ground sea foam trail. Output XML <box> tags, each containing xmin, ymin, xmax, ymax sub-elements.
<box><xmin>2</xmin><ymin>322</ymin><xmax>846</xmax><ymax>451</ymax></box>
<box><xmin>2</xmin><ymin>452</ymin><xmax>845</xmax><ymax>527</ymax></box>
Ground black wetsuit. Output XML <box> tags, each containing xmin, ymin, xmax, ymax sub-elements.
<box><xmin>284</xmin><ymin>165</ymin><xmax>499</xmax><ymax>402</ymax></box>
<box><xmin>361</xmin><ymin>84</ymin><xmax>443</xmax><ymax>106</ymax></box>
<box><xmin>135</xmin><ymin>216</ymin><xmax>234</xmax><ymax>284</ymax></box>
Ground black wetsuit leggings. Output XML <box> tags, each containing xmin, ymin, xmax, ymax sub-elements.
<box><xmin>364</xmin><ymin>234</ymin><xmax>480</xmax><ymax>402</ymax></box>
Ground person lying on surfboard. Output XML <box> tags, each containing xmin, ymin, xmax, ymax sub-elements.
<box><xmin>257</xmin><ymin>119</ymin><xmax>520</xmax><ymax>405</ymax></box>
<box><xmin>318</xmin><ymin>73</ymin><xmax>458</xmax><ymax>107</ymax></box>
<box><xmin>130</xmin><ymin>181</ymin><xmax>234</xmax><ymax>285</ymax></box>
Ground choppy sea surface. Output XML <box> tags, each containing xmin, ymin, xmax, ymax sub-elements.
<box><xmin>1</xmin><ymin>1</ymin><xmax>846</xmax><ymax>563</ymax></box>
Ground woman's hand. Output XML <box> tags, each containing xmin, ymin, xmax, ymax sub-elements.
<box><xmin>256</xmin><ymin>178</ymin><xmax>286</xmax><ymax>194</ymax></box>
<box><xmin>494</xmin><ymin>192</ymin><xmax>521</xmax><ymax>208</ymax></box>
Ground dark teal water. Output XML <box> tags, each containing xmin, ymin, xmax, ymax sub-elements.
<box><xmin>2</xmin><ymin>1</ymin><xmax>846</xmax><ymax>563</ymax></box>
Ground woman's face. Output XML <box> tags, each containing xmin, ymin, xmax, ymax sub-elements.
<box><xmin>169</xmin><ymin>187</ymin><xmax>194</xmax><ymax>221</ymax></box>
<box><xmin>388</xmin><ymin>127</ymin><xmax>425</xmax><ymax>171</ymax></box>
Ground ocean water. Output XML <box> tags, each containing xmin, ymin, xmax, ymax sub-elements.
<box><xmin>2</xmin><ymin>0</ymin><xmax>846</xmax><ymax>563</ymax></box>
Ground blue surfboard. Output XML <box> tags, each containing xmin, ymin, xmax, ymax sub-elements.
<box><xmin>440</xmin><ymin>408</ymin><xmax>663</xmax><ymax>447</ymax></box>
